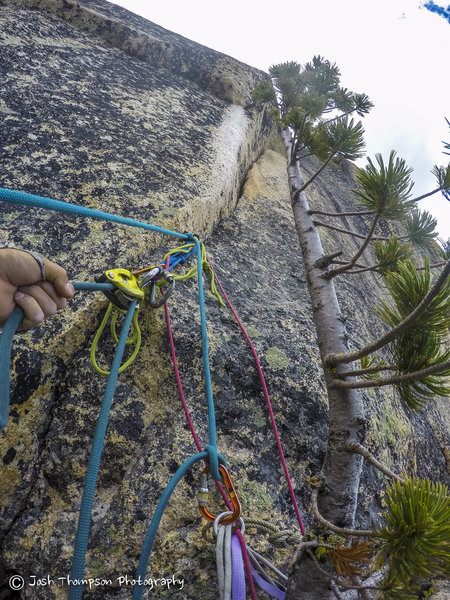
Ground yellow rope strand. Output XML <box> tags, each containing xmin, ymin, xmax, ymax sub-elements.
<box><xmin>90</xmin><ymin>240</ymin><xmax>221</xmax><ymax>376</ymax></box>
<box><xmin>161</xmin><ymin>242</ymin><xmax>225</xmax><ymax>306</ymax></box>
<box><xmin>91</xmin><ymin>304</ymin><xmax>141</xmax><ymax>376</ymax></box>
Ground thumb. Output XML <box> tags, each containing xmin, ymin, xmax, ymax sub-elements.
<box><xmin>43</xmin><ymin>259</ymin><xmax>74</xmax><ymax>299</ymax></box>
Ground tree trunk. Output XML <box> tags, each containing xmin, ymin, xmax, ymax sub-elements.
<box><xmin>282</xmin><ymin>130</ymin><xmax>367</xmax><ymax>599</ymax></box>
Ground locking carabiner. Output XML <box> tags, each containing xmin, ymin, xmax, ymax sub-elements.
<box><xmin>198</xmin><ymin>464</ymin><xmax>241</xmax><ymax>525</ymax></box>
<box><xmin>148</xmin><ymin>269</ymin><xmax>175</xmax><ymax>309</ymax></box>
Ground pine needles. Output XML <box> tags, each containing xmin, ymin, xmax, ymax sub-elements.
<box><xmin>355</xmin><ymin>151</ymin><xmax>414</xmax><ymax>219</ymax></box>
<box><xmin>376</xmin><ymin>258</ymin><xmax>450</xmax><ymax>408</ymax></box>
<box><xmin>375</xmin><ymin>478</ymin><xmax>450</xmax><ymax>596</ymax></box>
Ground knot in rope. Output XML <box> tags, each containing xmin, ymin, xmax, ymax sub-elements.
<box><xmin>245</xmin><ymin>517</ymin><xmax>303</xmax><ymax>547</ymax></box>
<box><xmin>204</xmin><ymin>444</ymin><xmax>222</xmax><ymax>482</ymax></box>
<box><xmin>162</xmin><ymin>241</ymin><xmax>225</xmax><ymax>306</ymax></box>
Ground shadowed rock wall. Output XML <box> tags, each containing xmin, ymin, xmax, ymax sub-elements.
<box><xmin>0</xmin><ymin>1</ymin><xmax>448</xmax><ymax>599</ymax></box>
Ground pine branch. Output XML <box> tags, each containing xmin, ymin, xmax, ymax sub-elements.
<box><xmin>415</xmin><ymin>261</ymin><xmax>446</xmax><ymax>271</ymax></box>
<box><xmin>370</xmin><ymin>233</ymin><xmax>413</xmax><ymax>242</ymax></box>
<box><xmin>342</xmin><ymin>265</ymin><xmax>381</xmax><ymax>275</ymax></box>
<box><xmin>350</xmin><ymin>576</ymin><xmax>376</xmax><ymax>600</ymax></box>
<box><xmin>309</xmin><ymin>209</ymin><xmax>376</xmax><ymax>218</ymax></box>
<box><xmin>292</xmin><ymin>146</ymin><xmax>342</xmax><ymax>202</ymax></box>
<box><xmin>314</xmin><ymin>107</ymin><xmax>362</xmax><ymax>137</ymax></box>
<box><xmin>292</xmin><ymin>540</ymin><xmax>319</xmax><ymax>563</ymax></box>
<box><xmin>315</xmin><ymin>250</ymin><xmax>344</xmax><ymax>269</ymax></box>
<box><xmin>346</xmin><ymin>440</ymin><xmax>403</xmax><ymax>482</ymax></box>
<box><xmin>330</xmin><ymin>358</ymin><xmax>450</xmax><ymax>389</ymax></box>
<box><xmin>297</xmin><ymin>150</ymin><xmax>315</xmax><ymax>160</ymax></box>
<box><xmin>311</xmin><ymin>487</ymin><xmax>374</xmax><ymax>537</ymax></box>
<box><xmin>410</xmin><ymin>186</ymin><xmax>444</xmax><ymax>203</ymax></box>
<box><xmin>335</xmin><ymin>364</ymin><xmax>397</xmax><ymax>378</ymax></box>
<box><xmin>330</xmin><ymin>580</ymin><xmax>345</xmax><ymax>600</ymax></box>
<box><xmin>330</xmin><ymin>259</ymin><xmax>370</xmax><ymax>269</ymax></box>
<box><xmin>370</xmin><ymin>232</ymin><xmax>438</xmax><ymax>244</ymax></box>
<box><xmin>325</xmin><ymin>259</ymin><xmax>450</xmax><ymax>366</ymax></box>
<box><xmin>327</xmin><ymin>213</ymin><xmax>380</xmax><ymax>278</ymax></box>
<box><xmin>313</xmin><ymin>221</ymin><xmax>368</xmax><ymax>240</ymax></box>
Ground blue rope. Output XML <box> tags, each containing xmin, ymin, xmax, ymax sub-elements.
<box><xmin>167</xmin><ymin>246</ymin><xmax>198</xmax><ymax>271</ymax></box>
<box><xmin>0</xmin><ymin>190</ymin><xmax>225</xmax><ymax>597</ymax></box>
<box><xmin>131</xmin><ymin>450</ymin><xmax>226</xmax><ymax>600</ymax></box>
<box><xmin>0</xmin><ymin>283</ymin><xmax>112</xmax><ymax>431</ymax></box>
<box><xmin>68</xmin><ymin>299</ymin><xmax>138</xmax><ymax>600</ymax></box>
<box><xmin>0</xmin><ymin>187</ymin><xmax>189</xmax><ymax>240</ymax></box>
<box><xmin>189</xmin><ymin>235</ymin><xmax>220</xmax><ymax>483</ymax></box>
<box><xmin>73</xmin><ymin>282</ymin><xmax>114</xmax><ymax>292</ymax></box>
<box><xmin>0</xmin><ymin>306</ymin><xmax>24</xmax><ymax>430</ymax></box>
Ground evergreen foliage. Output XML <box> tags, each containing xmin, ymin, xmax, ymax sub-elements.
<box><xmin>354</xmin><ymin>151</ymin><xmax>414</xmax><ymax>219</ymax></box>
<box><xmin>376</xmin><ymin>258</ymin><xmax>450</xmax><ymax>408</ymax></box>
<box><xmin>348</xmin><ymin>150</ymin><xmax>445</xmax><ymax>252</ymax></box>
<box><xmin>402</xmin><ymin>210</ymin><xmax>438</xmax><ymax>249</ymax></box>
<box><xmin>253</xmin><ymin>56</ymin><xmax>372</xmax><ymax>165</ymax></box>
<box><xmin>375</xmin><ymin>478</ymin><xmax>450</xmax><ymax>596</ymax></box>
<box><xmin>431</xmin><ymin>164</ymin><xmax>450</xmax><ymax>200</ymax></box>
<box><xmin>372</xmin><ymin>237</ymin><xmax>413</xmax><ymax>274</ymax></box>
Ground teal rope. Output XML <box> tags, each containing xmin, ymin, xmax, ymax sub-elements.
<box><xmin>0</xmin><ymin>187</ymin><xmax>189</xmax><ymax>240</ymax></box>
<box><xmin>0</xmin><ymin>283</ymin><xmax>113</xmax><ymax>431</ymax></box>
<box><xmin>73</xmin><ymin>282</ymin><xmax>114</xmax><ymax>292</ymax></box>
<box><xmin>68</xmin><ymin>299</ymin><xmax>138</xmax><ymax>600</ymax></box>
<box><xmin>0</xmin><ymin>306</ymin><xmax>24</xmax><ymax>430</ymax></box>
<box><xmin>189</xmin><ymin>235</ymin><xmax>221</xmax><ymax>483</ymax></box>
<box><xmin>0</xmin><ymin>190</ymin><xmax>225</xmax><ymax>597</ymax></box>
<box><xmin>131</xmin><ymin>450</ymin><xmax>226</xmax><ymax>600</ymax></box>
<box><xmin>129</xmin><ymin>237</ymin><xmax>224</xmax><ymax>598</ymax></box>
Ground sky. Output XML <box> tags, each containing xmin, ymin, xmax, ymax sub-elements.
<box><xmin>110</xmin><ymin>0</ymin><xmax>450</xmax><ymax>242</ymax></box>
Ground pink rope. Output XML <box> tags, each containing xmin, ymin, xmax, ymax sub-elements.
<box><xmin>207</xmin><ymin>258</ymin><xmax>306</xmax><ymax>536</ymax></box>
<box><xmin>164</xmin><ymin>301</ymin><xmax>204</xmax><ymax>453</ymax></box>
<box><xmin>161</xmin><ymin>254</ymin><xmax>304</xmax><ymax>598</ymax></box>
<box><xmin>163</xmin><ymin>270</ymin><xmax>232</xmax><ymax>510</ymax></box>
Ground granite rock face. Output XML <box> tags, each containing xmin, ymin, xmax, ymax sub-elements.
<box><xmin>0</xmin><ymin>1</ymin><xmax>448</xmax><ymax>599</ymax></box>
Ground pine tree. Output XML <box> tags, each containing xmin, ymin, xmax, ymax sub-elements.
<box><xmin>254</xmin><ymin>57</ymin><xmax>450</xmax><ymax>599</ymax></box>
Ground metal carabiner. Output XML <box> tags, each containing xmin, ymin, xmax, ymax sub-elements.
<box><xmin>148</xmin><ymin>270</ymin><xmax>175</xmax><ymax>309</ymax></box>
<box><xmin>198</xmin><ymin>464</ymin><xmax>241</xmax><ymax>525</ymax></box>
<box><xmin>138</xmin><ymin>266</ymin><xmax>163</xmax><ymax>289</ymax></box>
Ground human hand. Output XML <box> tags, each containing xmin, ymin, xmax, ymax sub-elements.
<box><xmin>0</xmin><ymin>249</ymin><xmax>74</xmax><ymax>330</ymax></box>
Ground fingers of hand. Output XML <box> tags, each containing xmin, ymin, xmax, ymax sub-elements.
<box><xmin>0</xmin><ymin>248</ymin><xmax>42</xmax><ymax>287</ymax></box>
<box><xmin>43</xmin><ymin>259</ymin><xmax>74</xmax><ymax>298</ymax></box>
<box><xmin>15</xmin><ymin>282</ymin><xmax>68</xmax><ymax>330</ymax></box>
<box><xmin>14</xmin><ymin>292</ymin><xmax>46</xmax><ymax>330</ymax></box>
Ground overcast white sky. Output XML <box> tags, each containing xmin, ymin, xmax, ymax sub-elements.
<box><xmin>111</xmin><ymin>0</ymin><xmax>449</xmax><ymax>242</ymax></box>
